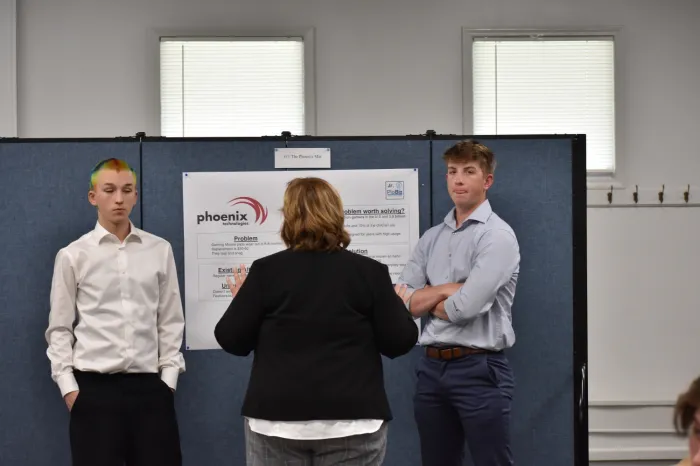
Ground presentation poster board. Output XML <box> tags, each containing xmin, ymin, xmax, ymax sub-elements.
<box><xmin>182</xmin><ymin>169</ymin><xmax>420</xmax><ymax>350</ymax></box>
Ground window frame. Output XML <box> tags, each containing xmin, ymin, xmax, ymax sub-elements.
<box><xmin>0</xmin><ymin>0</ymin><xmax>17</xmax><ymax>137</ymax></box>
<box><xmin>152</xmin><ymin>28</ymin><xmax>316</xmax><ymax>138</ymax></box>
<box><xmin>462</xmin><ymin>27</ymin><xmax>624</xmax><ymax>185</ymax></box>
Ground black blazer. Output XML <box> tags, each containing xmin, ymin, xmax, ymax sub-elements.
<box><xmin>214</xmin><ymin>248</ymin><xmax>419</xmax><ymax>422</ymax></box>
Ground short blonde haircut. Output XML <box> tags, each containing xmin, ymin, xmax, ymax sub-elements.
<box><xmin>280</xmin><ymin>177</ymin><xmax>351</xmax><ymax>252</ymax></box>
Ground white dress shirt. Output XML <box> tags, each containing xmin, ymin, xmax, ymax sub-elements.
<box><xmin>46</xmin><ymin>221</ymin><xmax>186</xmax><ymax>397</ymax></box>
<box><xmin>246</xmin><ymin>418</ymin><xmax>383</xmax><ymax>440</ymax></box>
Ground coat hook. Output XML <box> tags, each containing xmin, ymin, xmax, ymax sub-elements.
<box><xmin>633</xmin><ymin>185</ymin><xmax>638</xmax><ymax>204</ymax></box>
<box><xmin>607</xmin><ymin>185</ymin><xmax>613</xmax><ymax>204</ymax></box>
<box><xmin>658</xmin><ymin>184</ymin><xmax>665</xmax><ymax>203</ymax></box>
<box><xmin>684</xmin><ymin>184</ymin><xmax>690</xmax><ymax>203</ymax></box>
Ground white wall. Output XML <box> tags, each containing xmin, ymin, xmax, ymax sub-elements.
<box><xmin>13</xmin><ymin>0</ymin><xmax>700</xmax><ymax>463</ymax></box>
<box><xmin>0</xmin><ymin>0</ymin><xmax>16</xmax><ymax>137</ymax></box>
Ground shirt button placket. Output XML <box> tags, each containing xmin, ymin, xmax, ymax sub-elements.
<box><xmin>118</xmin><ymin>243</ymin><xmax>133</xmax><ymax>365</ymax></box>
<box><xmin>447</xmin><ymin>229</ymin><xmax>457</xmax><ymax>280</ymax></box>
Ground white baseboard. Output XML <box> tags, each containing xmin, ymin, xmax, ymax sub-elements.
<box><xmin>590</xmin><ymin>446</ymin><xmax>686</xmax><ymax>462</ymax></box>
<box><xmin>589</xmin><ymin>403</ymin><xmax>687</xmax><ymax>462</ymax></box>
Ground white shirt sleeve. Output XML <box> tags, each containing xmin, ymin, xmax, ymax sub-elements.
<box><xmin>45</xmin><ymin>249</ymin><xmax>80</xmax><ymax>397</ymax></box>
<box><xmin>156</xmin><ymin>244</ymin><xmax>186</xmax><ymax>390</ymax></box>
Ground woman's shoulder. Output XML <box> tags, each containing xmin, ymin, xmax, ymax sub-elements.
<box><xmin>257</xmin><ymin>248</ymin><xmax>386</xmax><ymax>273</ymax></box>
<box><xmin>340</xmin><ymin>248</ymin><xmax>388</xmax><ymax>272</ymax></box>
<box><xmin>253</xmin><ymin>249</ymin><xmax>291</xmax><ymax>267</ymax></box>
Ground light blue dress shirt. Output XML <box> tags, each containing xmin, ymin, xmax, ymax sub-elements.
<box><xmin>397</xmin><ymin>200</ymin><xmax>520</xmax><ymax>350</ymax></box>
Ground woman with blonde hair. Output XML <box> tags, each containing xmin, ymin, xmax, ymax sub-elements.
<box><xmin>214</xmin><ymin>177</ymin><xmax>418</xmax><ymax>466</ymax></box>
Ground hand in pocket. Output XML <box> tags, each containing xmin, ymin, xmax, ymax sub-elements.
<box><xmin>64</xmin><ymin>390</ymin><xmax>79</xmax><ymax>412</ymax></box>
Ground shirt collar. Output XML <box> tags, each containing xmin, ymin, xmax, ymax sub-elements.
<box><xmin>443</xmin><ymin>199</ymin><xmax>493</xmax><ymax>230</ymax></box>
<box><xmin>92</xmin><ymin>220</ymin><xmax>142</xmax><ymax>244</ymax></box>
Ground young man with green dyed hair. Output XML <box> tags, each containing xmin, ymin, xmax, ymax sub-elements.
<box><xmin>45</xmin><ymin>158</ymin><xmax>186</xmax><ymax>466</ymax></box>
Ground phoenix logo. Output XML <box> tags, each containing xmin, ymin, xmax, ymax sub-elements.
<box><xmin>228</xmin><ymin>196</ymin><xmax>268</xmax><ymax>225</ymax></box>
<box><xmin>196</xmin><ymin>196</ymin><xmax>269</xmax><ymax>226</ymax></box>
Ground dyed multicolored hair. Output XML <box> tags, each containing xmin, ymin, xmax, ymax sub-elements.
<box><xmin>89</xmin><ymin>158</ymin><xmax>137</xmax><ymax>190</ymax></box>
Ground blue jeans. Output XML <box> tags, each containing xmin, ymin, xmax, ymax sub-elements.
<box><xmin>414</xmin><ymin>351</ymin><xmax>515</xmax><ymax>466</ymax></box>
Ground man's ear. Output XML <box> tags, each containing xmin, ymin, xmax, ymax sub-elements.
<box><xmin>88</xmin><ymin>189</ymin><xmax>97</xmax><ymax>207</ymax></box>
<box><xmin>484</xmin><ymin>174</ymin><xmax>494</xmax><ymax>190</ymax></box>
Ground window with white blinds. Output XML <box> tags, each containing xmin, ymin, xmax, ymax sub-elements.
<box><xmin>472</xmin><ymin>37</ymin><xmax>616</xmax><ymax>173</ymax></box>
<box><xmin>160</xmin><ymin>38</ymin><xmax>305</xmax><ymax>137</ymax></box>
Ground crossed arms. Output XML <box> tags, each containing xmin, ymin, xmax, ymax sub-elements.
<box><xmin>406</xmin><ymin>283</ymin><xmax>462</xmax><ymax>321</ymax></box>
<box><xmin>398</xmin><ymin>228</ymin><xmax>519</xmax><ymax>324</ymax></box>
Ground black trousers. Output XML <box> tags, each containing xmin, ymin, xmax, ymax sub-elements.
<box><xmin>69</xmin><ymin>370</ymin><xmax>182</xmax><ymax>466</ymax></box>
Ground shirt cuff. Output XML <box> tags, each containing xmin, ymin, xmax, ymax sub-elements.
<box><xmin>160</xmin><ymin>367</ymin><xmax>180</xmax><ymax>391</ymax></box>
<box><xmin>405</xmin><ymin>285</ymin><xmax>420</xmax><ymax>312</ymax></box>
<box><xmin>443</xmin><ymin>297</ymin><xmax>459</xmax><ymax>323</ymax></box>
<box><xmin>57</xmin><ymin>372</ymin><xmax>79</xmax><ymax>398</ymax></box>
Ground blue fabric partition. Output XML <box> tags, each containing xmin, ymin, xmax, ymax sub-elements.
<box><xmin>0</xmin><ymin>140</ymin><xmax>142</xmax><ymax>466</ymax></box>
<box><xmin>431</xmin><ymin>137</ymin><xmax>580</xmax><ymax>466</ymax></box>
<box><xmin>0</xmin><ymin>136</ymin><xmax>586</xmax><ymax>466</ymax></box>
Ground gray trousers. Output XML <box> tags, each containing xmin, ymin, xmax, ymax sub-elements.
<box><xmin>244</xmin><ymin>420</ymin><xmax>388</xmax><ymax>466</ymax></box>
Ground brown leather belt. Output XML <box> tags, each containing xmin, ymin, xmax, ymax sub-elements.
<box><xmin>425</xmin><ymin>346</ymin><xmax>489</xmax><ymax>360</ymax></box>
